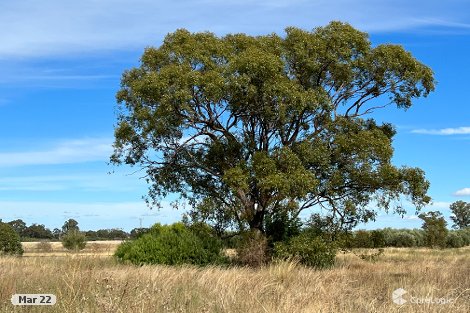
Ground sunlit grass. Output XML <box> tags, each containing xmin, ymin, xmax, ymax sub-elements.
<box><xmin>0</xmin><ymin>246</ymin><xmax>468</xmax><ymax>312</ymax></box>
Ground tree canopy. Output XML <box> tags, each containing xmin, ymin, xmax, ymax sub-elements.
<box><xmin>62</xmin><ymin>219</ymin><xmax>79</xmax><ymax>234</ymax></box>
<box><xmin>450</xmin><ymin>201</ymin><xmax>470</xmax><ymax>229</ymax></box>
<box><xmin>111</xmin><ymin>21</ymin><xmax>434</xmax><ymax>233</ymax></box>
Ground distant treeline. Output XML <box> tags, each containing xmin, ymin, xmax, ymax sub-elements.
<box><xmin>2</xmin><ymin>218</ymin><xmax>469</xmax><ymax>249</ymax></box>
<box><xmin>0</xmin><ymin>218</ymin><xmax>148</xmax><ymax>241</ymax></box>
<box><xmin>348</xmin><ymin>228</ymin><xmax>470</xmax><ymax>249</ymax></box>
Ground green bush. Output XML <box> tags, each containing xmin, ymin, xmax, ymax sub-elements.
<box><xmin>61</xmin><ymin>230</ymin><xmax>87</xmax><ymax>251</ymax></box>
<box><xmin>115</xmin><ymin>223</ymin><xmax>226</xmax><ymax>266</ymax></box>
<box><xmin>352</xmin><ymin>230</ymin><xmax>372</xmax><ymax>248</ymax></box>
<box><xmin>0</xmin><ymin>222</ymin><xmax>24</xmax><ymax>256</ymax></box>
<box><xmin>391</xmin><ymin>231</ymin><xmax>417</xmax><ymax>247</ymax></box>
<box><xmin>264</xmin><ymin>210</ymin><xmax>302</xmax><ymax>245</ymax></box>
<box><xmin>446</xmin><ymin>232</ymin><xmax>465</xmax><ymax>248</ymax></box>
<box><xmin>370</xmin><ymin>230</ymin><xmax>386</xmax><ymax>248</ymax></box>
<box><xmin>274</xmin><ymin>233</ymin><xmax>336</xmax><ymax>269</ymax></box>
<box><xmin>409</xmin><ymin>229</ymin><xmax>426</xmax><ymax>247</ymax></box>
<box><xmin>456</xmin><ymin>228</ymin><xmax>470</xmax><ymax>246</ymax></box>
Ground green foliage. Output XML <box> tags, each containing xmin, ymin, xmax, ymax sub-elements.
<box><xmin>7</xmin><ymin>219</ymin><xmax>27</xmax><ymax>238</ymax></box>
<box><xmin>23</xmin><ymin>223</ymin><xmax>53</xmax><ymax>240</ymax></box>
<box><xmin>369</xmin><ymin>230</ymin><xmax>386</xmax><ymax>248</ymax></box>
<box><xmin>450</xmin><ymin>201</ymin><xmax>470</xmax><ymax>229</ymax></box>
<box><xmin>129</xmin><ymin>228</ymin><xmax>150</xmax><ymax>239</ymax></box>
<box><xmin>419</xmin><ymin>211</ymin><xmax>448</xmax><ymax>248</ymax></box>
<box><xmin>274</xmin><ymin>233</ymin><xmax>336</xmax><ymax>269</ymax></box>
<box><xmin>115</xmin><ymin>223</ymin><xmax>226</xmax><ymax>266</ymax></box>
<box><xmin>85</xmin><ymin>228</ymin><xmax>129</xmax><ymax>240</ymax></box>
<box><xmin>0</xmin><ymin>222</ymin><xmax>24</xmax><ymax>256</ymax></box>
<box><xmin>456</xmin><ymin>228</ymin><xmax>470</xmax><ymax>246</ymax></box>
<box><xmin>352</xmin><ymin>230</ymin><xmax>373</xmax><ymax>248</ymax></box>
<box><xmin>61</xmin><ymin>230</ymin><xmax>87</xmax><ymax>252</ymax></box>
<box><xmin>112</xmin><ymin>22</ymin><xmax>434</xmax><ymax>234</ymax></box>
<box><xmin>446</xmin><ymin>232</ymin><xmax>465</xmax><ymax>248</ymax></box>
<box><xmin>264</xmin><ymin>209</ymin><xmax>302</xmax><ymax>245</ymax></box>
<box><xmin>391</xmin><ymin>231</ymin><xmax>417</xmax><ymax>247</ymax></box>
<box><xmin>350</xmin><ymin>228</ymin><xmax>409</xmax><ymax>247</ymax></box>
<box><xmin>349</xmin><ymin>230</ymin><xmax>385</xmax><ymax>248</ymax></box>
<box><xmin>62</xmin><ymin>219</ymin><xmax>79</xmax><ymax>234</ymax></box>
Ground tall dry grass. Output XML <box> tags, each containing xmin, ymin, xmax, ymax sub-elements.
<box><xmin>0</xmin><ymin>247</ymin><xmax>468</xmax><ymax>312</ymax></box>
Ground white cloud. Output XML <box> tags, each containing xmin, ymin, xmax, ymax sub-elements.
<box><xmin>0</xmin><ymin>138</ymin><xmax>113</xmax><ymax>167</ymax></box>
<box><xmin>0</xmin><ymin>0</ymin><xmax>469</xmax><ymax>58</ymax></box>
<box><xmin>426</xmin><ymin>201</ymin><xmax>452</xmax><ymax>210</ymax></box>
<box><xmin>454</xmin><ymin>188</ymin><xmax>470</xmax><ymax>196</ymax></box>
<box><xmin>412</xmin><ymin>126</ymin><xmax>470</xmax><ymax>135</ymax></box>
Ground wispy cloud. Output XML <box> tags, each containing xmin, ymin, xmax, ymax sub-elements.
<box><xmin>0</xmin><ymin>138</ymin><xmax>113</xmax><ymax>167</ymax></box>
<box><xmin>426</xmin><ymin>201</ymin><xmax>452</xmax><ymax>210</ymax></box>
<box><xmin>0</xmin><ymin>173</ymin><xmax>145</xmax><ymax>192</ymax></box>
<box><xmin>0</xmin><ymin>0</ymin><xmax>469</xmax><ymax>58</ymax></box>
<box><xmin>411</xmin><ymin>126</ymin><xmax>470</xmax><ymax>135</ymax></box>
<box><xmin>454</xmin><ymin>188</ymin><xmax>470</xmax><ymax>197</ymax></box>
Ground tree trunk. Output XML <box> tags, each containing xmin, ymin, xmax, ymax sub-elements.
<box><xmin>249</xmin><ymin>210</ymin><xmax>265</xmax><ymax>233</ymax></box>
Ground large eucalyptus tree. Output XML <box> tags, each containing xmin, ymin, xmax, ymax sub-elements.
<box><xmin>112</xmin><ymin>22</ymin><xmax>434</xmax><ymax>233</ymax></box>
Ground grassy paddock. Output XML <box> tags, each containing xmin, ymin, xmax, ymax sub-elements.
<box><xmin>0</xmin><ymin>247</ymin><xmax>468</xmax><ymax>312</ymax></box>
<box><xmin>21</xmin><ymin>241</ymin><xmax>123</xmax><ymax>257</ymax></box>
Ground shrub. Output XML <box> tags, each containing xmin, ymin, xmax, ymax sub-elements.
<box><xmin>274</xmin><ymin>233</ymin><xmax>336</xmax><ymax>269</ymax></box>
<box><xmin>382</xmin><ymin>228</ymin><xmax>395</xmax><ymax>247</ymax></box>
<box><xmin>391</xmin><ymin>231</ymin><xmax>417</xmax><ymax>247</ymax></box>
<box><xmin>370</xmin><ymin>230</ymin><xmax>386</xmax><ymax>248</ymax></box>
<box><xmin>446</xmin><ymin>232</ymin><xmax>465</xmax><ymax>248</ymax></box>
<box><xmin>352</xmin><ymin>230</ymin><xmax>372</xmax><ymax>248</ymax></box>
<box><xmin>264</xmin><ymin>210</ymin><xmax>302</xmax><ymax>245</ymax></box>
<box><xmin>0</xmin><ymin>222</ymin><xmax>24</xmax><ymax>256</ymax></box>
<box><xmin>235</xmin><ymin>230</ymin><xmax>269</xmax><ymax>267</ymax></box>
<box><xmin>61</xmin><ymin>230</ymin><xmax>87</xmax><ymax>252</ymax></box>
<box><xmin>115</xmin><ymin>223</ymin><xmax>226</xmax><ymax>266</ymax></box>
<box><xmin>409</xmin><ymin>229</ymin><xmax>426</xmax><ymax>247</ymax></box>
<box><xmin>456</xmin><ymin>228</ymin><xmax>470</xmax><ymax>246</ymax></box>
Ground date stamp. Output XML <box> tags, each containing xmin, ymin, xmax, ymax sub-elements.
<box><xmin>11</xmin><ymin>294</ymin><xmax>56</xmax><ymax>306</ymax></box>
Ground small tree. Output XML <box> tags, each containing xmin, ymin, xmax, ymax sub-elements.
<box><xmin>0</xmin><ymin>222</ymin><xmax>24</xmax><ymax>256</ymax></box>
<box><xmin>419</xmin><ymin>211</ymin><xmax>448</xmax><ymax>248</ymax></box>
<box><xmin>62</xmin><ymin>219</ymin><xmax>79</xmax><ymax>234</ymax></box>
<box><xmin>450</xmin><ymin>201</ymin><xmax>470</xmax><ymax>229</ymax></box>
<box><xmin>7</xmin><ymin>219</ymin><xmax>27</xmax><ymax>238</ymax></box>
<box><xmin>61</xmin><ymin>230</ymin><xmax>87</xmax><ymax>252</ymax></box>
<box><xmin>23</xmin><ymin>224</ymin><xmax>53</xmax><ymax>239</ymax></box>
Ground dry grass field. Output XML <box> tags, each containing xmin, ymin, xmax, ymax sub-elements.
<box><xmin>0</xmin><ymin>244</ymin><xmax>468</xmax><ymax>312</ymax></box>
<box><xmin>21</xmin><ymin>241</ymin><xmax>123</xmax><ymax>257</ymax></box>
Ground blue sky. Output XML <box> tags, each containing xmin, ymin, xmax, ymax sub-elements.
<box><xmin>0</xmin><ymin>0</ymin><xmax>469</xmax><ymax>231</ymax></box>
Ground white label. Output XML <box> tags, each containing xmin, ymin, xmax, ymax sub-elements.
<box><xmin>11</xmin><ymin>294</ymin><xmax>56</xmax><ymax>305</ymax></box>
